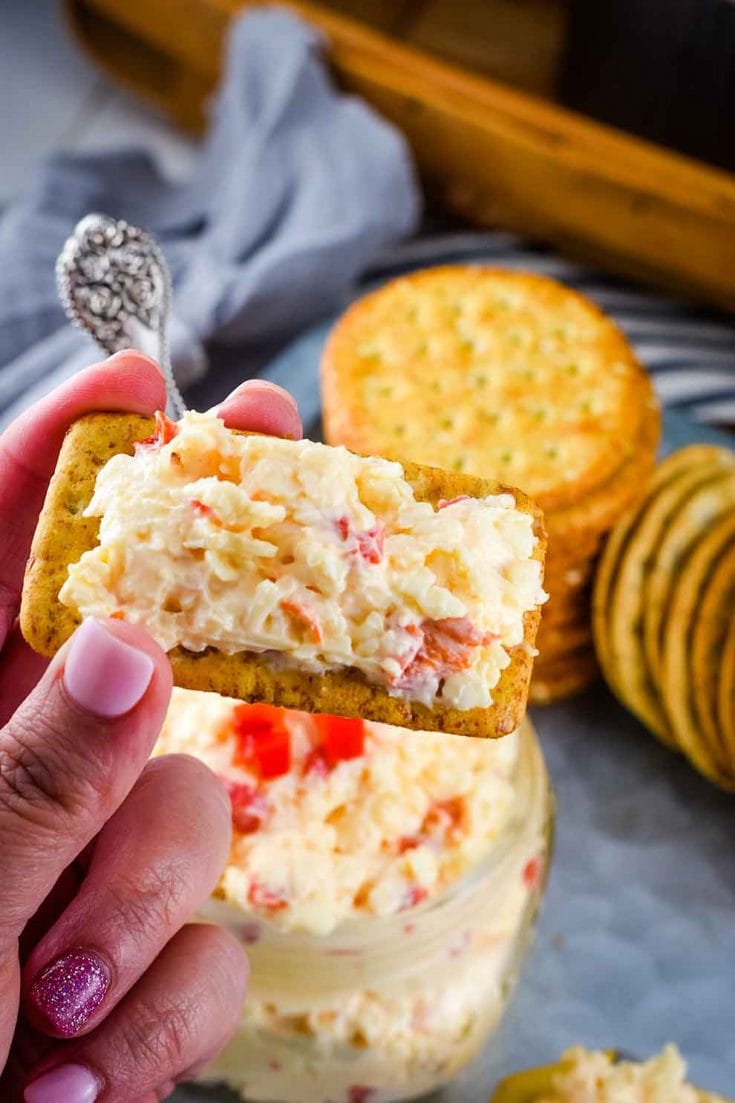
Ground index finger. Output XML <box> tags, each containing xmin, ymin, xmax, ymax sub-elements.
<box><xmin>0</xmin><ymin>352</ymin><xmax>166</xmax><ymax>648</ymax></box>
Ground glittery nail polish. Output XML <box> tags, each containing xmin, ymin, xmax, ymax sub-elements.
<box><xmin>29</xmin><ymin>950</ymin><xmax>110</xmax><ymax>1036</ymax></box>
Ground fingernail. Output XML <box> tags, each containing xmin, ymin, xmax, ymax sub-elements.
<box><xmin>227</xmin><ymin>378</ymin><xmax>299</xmax><ymax>410</ymax></box>
<box><xmin>25</xmin><ymin>1064</ymin><xmax>99</xmax><ymax>1103</ymax></box>
<box><xmin>29</xmin><ymin>949</ymin><xmax>110</xmax><ymax>1036</ymax></box>
<box><xmin>64</xmin><ymin>618</ymin><xmax>154</xmax><ymax>718</ymax></box>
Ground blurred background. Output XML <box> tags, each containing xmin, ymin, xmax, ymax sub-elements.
<box><xmin>3</xmin><ymin>0</ymin><xmax>734</xmax><ymax>210</ymax></box>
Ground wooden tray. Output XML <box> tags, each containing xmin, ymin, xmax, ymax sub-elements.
<box><xmin>66</xmin><ymin>0</ymin><xmax>735</xmax><ymax>312</ymax></box>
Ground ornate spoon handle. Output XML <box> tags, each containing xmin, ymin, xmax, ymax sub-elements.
<box><xmin>56</xmin><ymin>214</ymin><xmax>187</xmax><ymax>418</ymax></box>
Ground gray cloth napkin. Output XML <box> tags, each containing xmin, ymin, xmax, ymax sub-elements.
<box><xmin>0</xmin><ymin>7</ymin><xmax>420</xmax><ymax>429</ymax></box>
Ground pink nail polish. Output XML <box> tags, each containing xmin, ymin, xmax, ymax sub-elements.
<box><xmin>63</xmin><ymin>618</ymin><xmax>154</xmax><ymax>718</ymax></box>
<box><xmin>30</xmin><ymin>949</ymin><xmax>110</xmax><ymax>1036</ymax></box>
<box><xmin>25</xmin><ymin>1064</ymin><xmax>99</xmax><ymax>1103</ymax></box>
<box><xmin>228</xmin><ymin>378</ymin><xmax>300</xmax><ymax>410</ymax></box>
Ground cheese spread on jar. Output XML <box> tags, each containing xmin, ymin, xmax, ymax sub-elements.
<box><xmin>59</xmin><ymin>411</ymin><xmax>545</xmax><ymax>710</ymax></box>
<box><xmin>155</xmin><ymin>688</ymin><xmax>525</xmax><ymax>936</ymax></box>
<box><xmin>540</xmin><ymin>1046</ymin><xmax>725</xmax><ymax>1103</ymax></box>
<box><xmin>154</xmin><ymin>689</ymin><xmax>552</xmax><ymax>1103</ymax></box>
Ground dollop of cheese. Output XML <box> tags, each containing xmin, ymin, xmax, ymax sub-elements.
<box><xmin>543</xmin><ymin>1046</ymin><xmax>725</xmax><ymax>1103</ymax></box>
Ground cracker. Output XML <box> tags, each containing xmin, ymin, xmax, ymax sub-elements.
<box><xmin>591</xmin><ymin>446</ymin><xmax>710</xmax><ymax>659</ymax></box>
<box><xmin>543</xmin><ymin>402</ymin><xmax>659</xmax><ymax>555</ymax></box>
<box><xmin>20</xmin><ymin>412</ymin><xmax>546</xmax><ymax>739</ymax></box>
<box><xmin>529</xmin><ymin>646</ymin><xmax>599</xmax><ymax>704</ymax></box>
<box><xmin>643</xmin><ymin>451</ymin><xmax>735</xmax><ymax>690</ymax></box>
<box><xmin>660</xmin><ymin>509</ymin><xmax>735</xmax><ymax>789</ymax></box>
<box><xmin>719</xmin><ymin>616</ymin><xmax>735</xmax><ymax>771</ymax></box>
<box><xmin>537</xmin><ymin>590</ymin><xmax>591</xmax><ymax>632</ymax></box>
<box><xmin>690</xmin><ymin>546</ymin><xmax>735</xmax><ymax>777</ymax></box>
<box><xmin>491</xmin><ymin>1057</ymin><xmax>727</xmax><ymax>1102</ymax></box>
<box><xmin>321</xmin><ymin>266</ymin><xmax>659</xmax><ymax>516</ymax></box>
<box><xmin>535</xmin><ymin>617</ymin><xmax>593</xmax><ymax>661</ymax></box>
<box><xmin>598</xmin><ymin>448</ymin><xmax>735</xmax><ymax>747</ymax></box>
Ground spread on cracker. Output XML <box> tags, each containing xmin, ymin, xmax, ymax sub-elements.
<box><xmin>492</xmin><ymin>1044</ymin><xmax>728</xmax><ymax>1102</ymax></box>
<box><xmin>21</xmin><ymin>411</ymin><xmax>546</xmax><ymax>736</ymax></box>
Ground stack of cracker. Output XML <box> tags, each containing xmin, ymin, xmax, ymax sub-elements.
<box><xmin>593</xmin><ymin>444</ymin><xmax>735</xmax><ymax>789</ymax></box>
<box><xmin>321</xmin><ymin>267</ymin><xmax>661</xmax><ymax>703</ymax></box>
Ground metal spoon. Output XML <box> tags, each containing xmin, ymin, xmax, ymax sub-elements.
<box><xmin>56</xmin><ymin>213</ymin><xmax>187</xmax><ymax>418</ymax></box>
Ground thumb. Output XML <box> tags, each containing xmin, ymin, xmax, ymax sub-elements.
<box><xmin>0</xmin><ymin>617</ymin><xmax>172</xmax><ymax>941</ymax></box>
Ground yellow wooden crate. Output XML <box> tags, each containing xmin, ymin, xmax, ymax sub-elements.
<box><xmin>66</xmin><ymin>0</ymin><xmax>735</xmax><ymax>312</ymax></box>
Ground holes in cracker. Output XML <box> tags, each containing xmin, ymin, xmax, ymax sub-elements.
<box><xmin>439</xmin><ymin>415</ymin><xmax>455</xmax><ymax>430</ymax></box>
<box><xmin>356</xmin><ymin>343</ymin><xmax>383</xmax><ymax>361</ymax></box>
<box><xmin>473</xmin><ymin>373</ymin><xmax>488</xmax><ymax>388</ymax></box>
<box><xmin>452</xmin><ymin>456</ymin><xmax>467</xmax><ymax>472</ymax></box>
<box><xmin>394</xmin><ymin>424</ymin><xmax>406</xmax><ymax>438</ymax></box>
<box><xmin>566</xmin><ymin>363</ymin><xmax>580</xmax><ymax>377</ymax></box>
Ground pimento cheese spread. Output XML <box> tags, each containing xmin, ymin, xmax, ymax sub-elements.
<box><xmin>541</xmin><ymin>1046</ymin><xmax>725</xmax><ymax>1103</ymax></box>
<box><xmin>154</xmin><ymin>689</ymin><xmax>551</xmax><ymax>1103</ymax></box>
<box><xmin>155</xmin><ymin>688</ymin><xmax>523</xmax><ymax>936</ymax></box>
<box><xmin>59</xmin><ymin>411</ymin><xmax>545</xmax><ymax>710</ymax></box>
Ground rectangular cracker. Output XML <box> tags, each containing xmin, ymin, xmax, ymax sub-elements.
<box><xmin>20</xmin><ymin>412</ymin><xmax>546</xmax><ymax>737</ymax></box>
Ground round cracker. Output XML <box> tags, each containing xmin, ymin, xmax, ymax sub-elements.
<box><xmin>690</xmin><ymin>547</ymin><xmax>735</xmax><ymax>776</ymax></box>
<box><xmin>530</xmin><ymin>647</ymin><xmax>599</xmax><ymax>704</ymax></box>
<box><xmin>718</xmin><ymin>616</ymin><xmax>735</xmax><ymax>772</ymax></box>
<box><xmin>643</xmin><ymin>450</ymin><xmax>735</xmax><ymax>691</ymax></box>
<box><xmin>595</xmin><ymin>448</ymin><xmax>732</xmax><ymax>745</ymax></box>
<box><xmin>593</xmin><ymin>446</ymin><xmax>730</xmax><ymax>680</ymax></box>
<box><xmin>544</xmin><ymin>401</ymin><xmax>659</xmax><ymax>554</ymax></box>
<box><xmin>536</xmin><ymin>618</ymin><xmax>593</xmax><ymax>662</ymax></box>
<box><xmin>661</xmin><ymin>510</ymin><xmax>735</xmax><ymax>789</ymax></box>
<box><xmin>321</xmin><ymin>266</ymin><xmax>658</xmax><ymax>514</ymax></box>
<box><xmin>539</xmin><ymin>591</ymin><xmax>591</xmax><ymax>631</ymax></box>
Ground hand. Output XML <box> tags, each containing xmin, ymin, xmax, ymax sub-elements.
<box><xmin>0</xmin><ymin>353</ymin><xmax>302</xmax><ymax>1103</ymax></box>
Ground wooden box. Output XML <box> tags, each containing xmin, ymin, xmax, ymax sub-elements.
<box><xmin>66</xmin><ymin>0</ymin><xmax>735</xmax><ymax>312</ymax></box>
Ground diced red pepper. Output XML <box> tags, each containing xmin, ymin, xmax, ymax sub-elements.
<box><xmin>401</xmin><ymin>885</ymin><xmax>428</xmax><ymax>911</ymax></box>
<box><xmin>304</xmin><ymin>748</ymin><xmax>329</xmax><ymax>778</ymax></box>
<box><xmin>348</xmin><ymin>1089</ymin><xmax>376</xmax><ymax>1103</ymax></box>
<box><xmin>190</xmin><ymin>497</ymin><xmax>246</xmax><ymax>533</ymax></box>
<box><xmin>226</xmin><ymin>781</ymin><xmax>270</xmax><ymax>834</ymax></box>
<box><xmin>248</xmin><ymin>881</ymin><xmax>287</xmax><ymax>912</ymax></box>
<box><xmin>280</xmin><ymin>599</ymin><xmax>323</xmax><ymax>644</ymax></box>
<box><xmin>354</xmin><ymin>523</ymin><xmax>385</xmax><ymax>564</ymax></box>
<box><xmin>397</xmin><ymin>835</ymin><xmax>420</xmax><ymax>854</ymax></box>
<box><xmin>190</xmin><ymin>498</ymin><xmax>221</xmax><ymax>523</ymax></box>
<box><xmin>335</xmin><ymin>515</ymin><xmax>351</xmax><ymax>541</ymax></box>
<box><xmin>313</xmin><ymin>714</ymin><xmax>365</xmax><ymax>766</ymax></box>
<box><xmin>335</xmin><ymin>517</ymin><xmax>385</xmax><ymax>563</ymax></box>
<box><xmin>232</xmin><ymin>703</ymin><xmax>291</xmax><ymax>779</ymax></box>
<box><xmin>522</xmin><ymin>855</ymin><xmax>544</xmax><ymax>891</ymax></box>
<box><xmin>438</xmin><ymin>495</ymin><xmax>471</xmax><ymax>509</ymax></box>
<box><xmin>393</xmin><ymin>616</ymin><xmax>497</xmax><ymax>688</ymax></box>
<box><xmin>136</xmin><ymin>409</ymin><xmax>178</xmax><ymax>452</ymax></box>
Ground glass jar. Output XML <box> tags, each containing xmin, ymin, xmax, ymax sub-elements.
<box><xmin>198</xmin><ymin>719</ymin><xmax>554</xmax><ymax>1103</ymax></box>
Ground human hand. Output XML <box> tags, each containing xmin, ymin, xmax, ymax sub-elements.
<box><xmin>0</xmin><ymin>353</ymin><xmax>302</xmax><ymax>1102</ymax></box>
